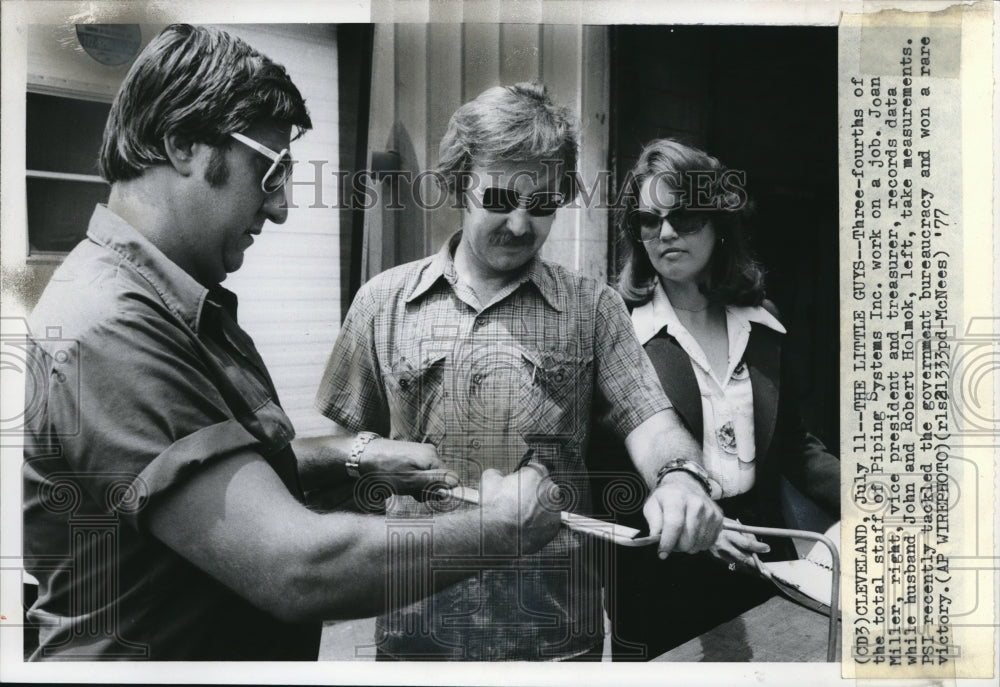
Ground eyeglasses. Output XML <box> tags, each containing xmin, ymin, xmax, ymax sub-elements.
<box><xmin>230</xmin><ymin>132</ymin><xmax>294</xmax><ymax>194</ymax></box>
<box><xmin>627</xmin><ymin>208</ymin><xmax>711</xmax><ymax>242</ymax></box>
<box><xmin>479</xmin><ymin>187</ymin><xmax>565</xmax><ymax>217</ymax></box>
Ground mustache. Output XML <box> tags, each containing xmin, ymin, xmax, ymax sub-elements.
<box><xmin>488</xmin><ymin>229</ymin><xmax>536</xmax><ymax>247</ymax></box>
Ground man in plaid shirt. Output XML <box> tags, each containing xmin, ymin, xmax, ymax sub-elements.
<box><xmin>316</xmin><ymin>82</ymin><xmax>722</xmax><ymax>661</ymax></box>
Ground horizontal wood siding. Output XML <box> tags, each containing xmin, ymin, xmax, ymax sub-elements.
<box><xmin>221</xmin><ymin>24</ymin><xmax>341</xmax><ymax>438</ymax></box>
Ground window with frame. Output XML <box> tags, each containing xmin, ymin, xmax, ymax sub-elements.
<box><xmin>26</xmin><ymin>91</ymin><xmax>112</xmax><ymax>256</ymax></box>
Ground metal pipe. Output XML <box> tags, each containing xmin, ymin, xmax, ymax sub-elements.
<box><xmin>722</xmin><ymin>520</ymin><xmax>840</xmax><ymax>662</ymax></box>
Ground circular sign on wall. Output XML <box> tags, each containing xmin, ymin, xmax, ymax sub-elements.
<box><xmin>75</xmin><ymin>25</ymin><xmax>142</xmax><ymax>67</ymax></box>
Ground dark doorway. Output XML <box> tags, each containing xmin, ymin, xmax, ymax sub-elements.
<box><xmin>337</xmin><ymin>23</ymin><xmax>375</xmax><ymax>320</ymax></box>
<box><xmin>610</xmin><ymin>25</ymin><xmax>840</xmax><ymax>467</ymax></box>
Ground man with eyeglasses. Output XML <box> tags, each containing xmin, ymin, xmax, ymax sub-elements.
<box><xmin>22</xmin><ymin>25</ymin><xmax>561</xmax><ymax>661</ymax></box>
<box><xmin>315</xmin><ymin>83</ymin><xmax>724</xmax><ymax>661</ymax></box>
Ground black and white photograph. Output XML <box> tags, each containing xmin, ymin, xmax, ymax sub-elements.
<box><xmin>0</xmin><ymin>1</ymin><xmax>995</xmax><ymax>685</ymax></box>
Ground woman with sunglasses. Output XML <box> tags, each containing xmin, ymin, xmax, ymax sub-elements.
<box><xmin>594</xmin><ymin>138</ymin><xmax>840</xmax><ymax>659</ymax></box>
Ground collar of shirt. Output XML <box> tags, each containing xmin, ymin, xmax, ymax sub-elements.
<box><xmin>632</xmin><ymin>280</ymin><xmax>786</xmax><ymax>386</ymax></box>
<box><xmin>403</xmin><ymin>231</ymin><xmax>566</xmax><ymax>312</ymax></box>
<box><xmin>85</xmin><ymin>204</ymin><xmax>238</xmax><ymax>333</ymax></box>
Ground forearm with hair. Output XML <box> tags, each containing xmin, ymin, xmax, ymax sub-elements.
<box><xmin>286</xmin><ymin>505</ymin><xmax>517</xmax><ymax>621</ymax></box>
<box><xmin>293</xmin><ymin>434</ymin><xmax>355</xmax><ymax>491</ymax></box>
<box><xmin>624</xmin><ymin>408</ymin><xmax>704</xmax><ymax>489</ymax></box>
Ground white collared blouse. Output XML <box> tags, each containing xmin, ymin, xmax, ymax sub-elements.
<box><xmin>631</xmin><ymin>282</ymin><xmax>786</xmax><ymax>497</ymax></box>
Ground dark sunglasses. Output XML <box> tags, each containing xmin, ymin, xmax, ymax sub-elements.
<box><xmin>480</xmin><ymin>187</ymin><xmax>565</xmax><ymax>217</ymax></box>
<box><xmin>627</xmin><ymin>208</ymin><xmax>711</xmax><ymax>242</ymax></box>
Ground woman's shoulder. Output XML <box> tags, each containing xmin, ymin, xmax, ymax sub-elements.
<box><xmin>759</xmin><ymin>298</ymin><xmax>781</xmax><ymax>321</ymax></box>
<box><xmin>732</xmin><ymin>298</ymin><xmax>786</xmax><ymax>335</ymax></box>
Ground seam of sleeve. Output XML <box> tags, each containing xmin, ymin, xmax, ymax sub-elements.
<box><xmin>611</xmin><ymin>395</ymin><xmax>673</xmax><ymax>440</ymax></box>
<box><xmin>124</xmin><ymin>419</ymin><xmax>262</xmax><ymax>532</ymax></box>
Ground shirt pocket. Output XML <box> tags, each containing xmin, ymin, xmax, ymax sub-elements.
<box><xmin>516</xmin><ymin>348</ymin><xmax>593</xmax><ymax>512</ymax></box>
<box><xmin>517</xmin><ymin>348</ymin><xmax>594</xmax><ymax>453</ymax></box>
<box><xmin>382</xmin><ymin>353</ymin><xmax>448</xmax><ymax>442</ymax></box>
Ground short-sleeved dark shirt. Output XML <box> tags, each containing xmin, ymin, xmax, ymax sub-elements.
<box><xmin>22</xmin><ymin>205</ymin><xmax>321</xmax><ymax>660</ymax></box>
<box><xmin>315</xmin><ymin>233</ymin><xmax>670</xmax><ymax>660</ymax></box>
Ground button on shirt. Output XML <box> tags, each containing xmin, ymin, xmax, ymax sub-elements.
<box><xmin>631</xmin><ymin>282</ymin><xmax>786</xmax><ymax>497</ymax></box>
<box><xmin>316</xmin><ymin>232</ymin><xmax>670</xmax><ymax>660</ymax></box>
<box><xmin>22</xmin><ymin>205</ymin><xmax>319</xmax><ymax>660</ymax></box>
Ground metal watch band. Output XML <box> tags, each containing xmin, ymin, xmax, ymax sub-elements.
<box><xmin>346</xmin><ymin>431</ymin><xmax>379</xmax><ymax>479</ymax></box>
<box><xmin>654</xmin><ymin>459</ymin><xmax>722</xmax><ymax>499</ymax></box>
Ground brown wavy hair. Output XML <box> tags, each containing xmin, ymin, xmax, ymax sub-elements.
<box><xmin>615</xmin><ymin>138</ymin><xmax>765</xmax><ymax>308</ymax></box>
<box><xmin>100</xmin><ymin>24</ymin><xmax>311</xmax><ymax>183</ymax></box>
<box><xmin>434</xmin><ymin>82</ymin><xmax>579</xmax><ymax>205</ymax></box>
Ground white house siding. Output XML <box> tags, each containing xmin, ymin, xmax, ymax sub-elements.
<box><xmin>220</xmin><ymin>24</ymin><xmax>341</xmax><ymax>439</ymax></box>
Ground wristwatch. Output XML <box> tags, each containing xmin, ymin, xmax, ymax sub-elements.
<box><xmin>346</xmin><ymin>431</ymin><xmax>380</xmax><ymax>479</ymax></box>
<box><xmin>654</xmin><ymin>459</ymin><xmax>723</xmax><ymax>500</ymax></box>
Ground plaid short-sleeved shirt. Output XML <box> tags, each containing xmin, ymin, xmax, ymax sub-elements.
<box><xmin>316</xmin><ymin>232</ymin><xmax>670</xmax><ymax>660</ymax></box>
